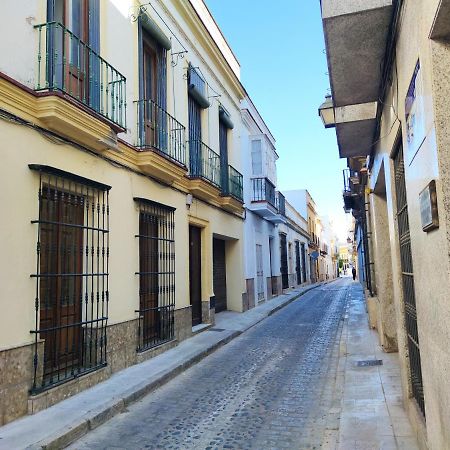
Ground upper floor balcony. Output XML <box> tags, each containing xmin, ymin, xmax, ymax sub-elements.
<box><xmin>35</xmin><ymin>22</ymin><xmax>127</xmax><ymax>129</ymax></box>
<box><xmin>248</xmin><ymin>178</ymin><xmax>285</xmax><ymax>223</ymax></box>
<box><xmin>223</xmin><ymin>165</ymin><xmax>244</xmax><ymax>202</ymax></box>
<box><xmin>343</xmin><ymin>168</ymin><xmax>363</xmax><ymax>213</ymax></box>
<box><xmin>276</xmin><ymin>192</ymin><xmax>286</xmax><ymax>217</ymax></box>
<box><xmin>188</xmin><ymin>139</ymin><xmax>221</xmax><ymax>188</ymax></box>
<box><xmin>135</xmin><ymin>99</ymin><xmax>187</xmax><ymax>166</ymax></box>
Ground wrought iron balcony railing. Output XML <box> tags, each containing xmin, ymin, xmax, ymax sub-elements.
<box><xmin>35</xmin><ymin>22</ymin><xmax>127</xmax><ymax>128</ymax></box>
<box><xmin>188</xmin><ymin>140</ymin><xmax>221</xmax><ymax>187</ymax></box>
<box><xmin>135</xmin><ymin>99</ymin><xmax>186</xmax><ymax>166</ymax></box>
<box><xmin>277</xmin><ymin>192</ymin><xmax>286</xmax><ymax>216</ymax></box>
<box><xmin>251</xmin><ymin>177</ymin><xmax>276</xmax><ymax>207</ymax></box>
<box><xmin>224</xmin><ymin>165</ymin><xmax>243</xmax><ymax>202</ymax></box>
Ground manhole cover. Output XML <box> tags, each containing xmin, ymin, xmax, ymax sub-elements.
<box><xmin>209</xmin><ymin>328</ymin><xmax>225</xmax><ymax>332</ymax></box>
<box><xmin>356</xmin><ymin>359</ymin><xmax>383</xmax><ymax>367</ymax></box>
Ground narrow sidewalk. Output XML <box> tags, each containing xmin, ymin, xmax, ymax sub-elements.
<box><xmin>0</xmin><ymin>281</ymin><xmax>327</xmax><ymax>450</ymax></box>
<box><xmin>328</xmin><ymin>280</ymin><xmax>419</xmax><ymax>450</ymax></box>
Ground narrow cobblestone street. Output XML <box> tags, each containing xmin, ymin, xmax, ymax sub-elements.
<box><xmin>69</xmin><ymin>279</ymin><xmax>350</xmax><ymax>450</ymax></box>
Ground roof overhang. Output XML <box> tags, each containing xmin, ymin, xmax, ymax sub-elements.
<box><xmin>321</xmin><ymin>0</ymin><xmax>393</xmax><ymax>158</ymax></box>
<box><xmin>430</xmin><ymin>0</ymin><xmax>450</xmax><ymax>41</ymax></box>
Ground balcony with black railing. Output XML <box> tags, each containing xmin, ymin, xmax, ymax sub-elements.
<box><xmin>222</xmin><ymin>165</ymin><xmax>243</xmax><ymax>202</ymax></box>
<box><xmin>276</xmin><ymin>192</ymin><xmax>286</xmax><ymax>216</ymax></box>
<box><xmin>188</xmin><ymin>140</ymin><xmax>221</xmax><ymax>188</ymax></box>
<box><xmin>248</xmin><ymin>178</ymin><xmax>286</xmax><ymax>223</ymax></box>
<box><xmin>135</xmin><ymin>99</ymin><xmax>186</xmax><ymax>166</ymax></box>
<box><xmin>343</xmin><ymin>168</ymin><xmax>361</xmax><ymax>213</ymax></box>
<box><xmin>251</xmin><ymin>177</ymin><xmax>276</xmax><ymax>207</ymax></box>
<box><xmin>35</xmin><ymin>22</ymin><xmax>126</xmax><ymax>128</ymax></box>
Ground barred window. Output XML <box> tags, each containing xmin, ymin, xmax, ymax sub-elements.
<box><xmin>134</xmin><ymin>198</ymin><xmax>175</xmax><ymax>351</ymax></box>
<box><xmin>30</xmin><ymin>165</ymin><xmax>110</xmax><ymax>392</ymax></box>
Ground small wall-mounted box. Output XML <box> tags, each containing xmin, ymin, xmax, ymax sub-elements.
<box><xmin>419</xmin><ymin>180</ymin><xmax>439</xmax><ymax>232</ymax></box>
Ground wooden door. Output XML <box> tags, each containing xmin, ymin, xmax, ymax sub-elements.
<box><xmin>40</xmin><ymin>187</ymin><xmax>83</xmax><ymax>377</ymax></box>
<box><xmin>189</xmin><ymin>226</ymin><xmax>202</xmax><ymax>326</ymax></box>
<box><xmin>143</xmin><ymin>34</ymin><xmax>158</xmax><ymax>148</ymax></box>
<box><xmin>139</xmin><ymin>212</ymin><xmax>159</xmax><ymax>346</ymax></box>
<box><xmin>64</xmin><ymin>0</ymin><xmax>89</xmax><ymax>101</ymax></box>
<box><xmin>213</xmin><ymin>239</ymin><xmax>227</xmax><ymax>313</ymax></box>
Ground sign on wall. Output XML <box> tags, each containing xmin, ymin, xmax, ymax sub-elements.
<box><xmin>419</xmin><ymin>180</ymin><xmax>439</xmax><ymax>232</ymax></box>
<box><xmin>405</xmin><ymin>60</ymin><xmax>426</xmax><ymax>165</ymax></box>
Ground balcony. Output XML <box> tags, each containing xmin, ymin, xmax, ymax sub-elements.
<box><xmin>134</xmin><ymin>99</ymin><xmax>188</xmax><ymax>184</ymax></box>
<box><xmin>343</xmin><ymin>168</ymin><xmax>362</xmax><ymax>213</ymax></box>
<box><xmin>187</xmin><ymin>140</ymin><xmax>221</xmax><ymax>201</ymax></box>
<box><xmin>276</xmin><ymin>192</ymin><xmax>286</xmax><ymax>216</ymax></box>
<box><xmin>35</xmin><ymin>22</ymin><xmax>126</xmax><ymax>129</ymax></box>
<box><xmin>219</xmin><ymin>165</ymin><xmax>244</xmax><ymax>213</ymax></box>
<box><xmin>222</xmin><ymin>165</ymin><xmax>243</xmax><ymax>201</ymax></box>
<box><xmin>248</xmin><ymin>178</ymin><xmax>285</xmax><ymax>223</ymax></box>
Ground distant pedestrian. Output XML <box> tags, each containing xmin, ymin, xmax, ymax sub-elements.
<box><xmin>352</xmin><ymin>267</ymin><xmax>357</xmax><ymax>281</ymax></box>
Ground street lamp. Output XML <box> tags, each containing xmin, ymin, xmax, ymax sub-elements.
<box><xmin>318</xmin><ymin>94</ymin><xmax>335</xmax><ymax>128</ymax></box>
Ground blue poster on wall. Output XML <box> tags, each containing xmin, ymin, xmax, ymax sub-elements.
<box><xmin>405</xmin><ymin>60</ymin><xmax>426</xmax><ymax>165</ymax></box>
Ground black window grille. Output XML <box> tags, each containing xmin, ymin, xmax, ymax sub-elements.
<box><xmin>393</xmin><ymin>144</ymin><xmax>425</xmax><ymax>417</ymax></box>
<box><xmin>30</xmin><ymin>165</ymin><xmax>110</xmax><ymax>393</ymax></box>
<box><xmin>134</xmin><ymin>198</ymin><xmax>175</xmax><ymax>351</ymax></box>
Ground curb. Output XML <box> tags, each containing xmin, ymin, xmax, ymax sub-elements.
<box><xmin>27</xmin><ymin>280</ymin><xmax>332</xmax><ymax>449</ymax></box>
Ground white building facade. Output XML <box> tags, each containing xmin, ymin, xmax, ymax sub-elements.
<box><xmin>277</xmin><ymin>200</ymin><xmax>311</xmax><ymax>289</ymax></box>
<box><xmin>241</xmin><ymin>98</ymin><xmax>285</xmax><ymax>307</ymax></box>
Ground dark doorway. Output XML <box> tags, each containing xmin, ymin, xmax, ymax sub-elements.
<box><xmin>189</xmin><ymin>225</ymin><xmax>202</xmax><ymax>326</ymax></box>
<box><xmin>213</xmin><ymin>238</ymin><xmax>227</xmax><ymax>313</ymax></box>
<box><xmin>301</xmin><ymin>243</ymin><xmax>307</xmax><ymax>283</ymax></box>
<box><xmin>295</xmin><ymin>241</ymin><xmax>301</xmax><ymax>285</ymax></box>
<box><xmin>393</xmin><ymin>141</ymin><xmax>425</xmax><ymax>416</ymax></box>
<box><xmin>280</xmin><ymin>233</ymin><xmax>288</xmax><ymax>289</ymax></box>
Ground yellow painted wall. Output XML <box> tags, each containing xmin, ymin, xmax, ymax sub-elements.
<box><xmin>0</xmin><ymin>117</ymin><xmax>244</xmax><ymax>350</ymax></box>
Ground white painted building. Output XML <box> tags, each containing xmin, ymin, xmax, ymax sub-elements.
<box><xmin>277</xmin><ymin>199</ymin><xmax>311</xmax><ymax>289</ymax></box>
<box><xmin>241</xmin><ymin>97</ymin><xmax>284</xmax><ymax>307</ymax></box>
<box><xmin>241</xmin><ymin>101</ymin><xmax>312</xmax><ymax>306</ymax></box>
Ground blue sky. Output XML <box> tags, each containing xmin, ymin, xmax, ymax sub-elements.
<box><xmin>205</xmin><ymin>0</ymin><xmax>350</xmax><ymax>239</ymax></box>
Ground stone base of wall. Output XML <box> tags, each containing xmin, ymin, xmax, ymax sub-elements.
<box><xmin>1</xmin><ymin>307</ymin><xmax>196</xmax><ymax>425</ymax></box>
<box><xmin>0</xmin><ymin>341</ymin><xmax>43</xmax><ymax>425</ymax></box>
<box><xmin>245</xmin><ymin>278</ymin><xmax>255</xmax><ymax>310</ymax></box>
<box><xmin>288</xmin><ymin>273</ymin><xmax>296</xmax><ymax>288</ymax></box>
<box><xmin>28</xmin><ymin>365</ymin><xmax>110</xmax><ymax>415</ymax></box>
<box><xmin>107</xmin><ymin>319</ymin><xmax>139</xmax><ymax>374</ymax></box>
<box><xmin>366</xmin><ymin>294</ymin><xmax>379</xmax><ymax>330</ymax></box>
<box><xmin>174</xmin><ymin>306</ymin><xmax>193</xmax><ymax>342</ymax></box>
<box><xmin>202</xmin><ymin>301</ymin><xmax>214</xmax><ymax>324</ymax></box>
<box><xmin>276</xmin><ymin>276</ymin><xmax>282</xmax><ymax>296</ymax></box>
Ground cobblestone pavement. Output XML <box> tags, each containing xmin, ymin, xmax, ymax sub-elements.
<box><xmin>69</xmin><ymin>279</ymin><xmax>351</xmax><ymax>450</ymax></box>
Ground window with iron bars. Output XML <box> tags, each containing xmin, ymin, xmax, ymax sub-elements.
<box><xmin>134</xmin><ymin>198</ymin><xmax>175</xmax><ymax>351</ymax></box>
<box><xmin>30</xmin><ymin>165</ymin><xmax>110</xmax><ymax>393</ymax></box>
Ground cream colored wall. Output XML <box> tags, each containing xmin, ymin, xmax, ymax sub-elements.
<box><xmin>0</xmin><ymin>1</ymin><xmax>243</xmax><ymax>171</ymax></box>
<box><xmin>368</xmin><ymin>0</ymin><xmax>450</xmax><ymax>447</ymax></box>
<box><xmin>0</xmin><ymin>116</ymin><xmax>244</xmax><ymax>348</ymax></box>
<box><xmin>188</xmin><ymin>199</ymin><xmax>244</xmax><ymax>312</ymax></box>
